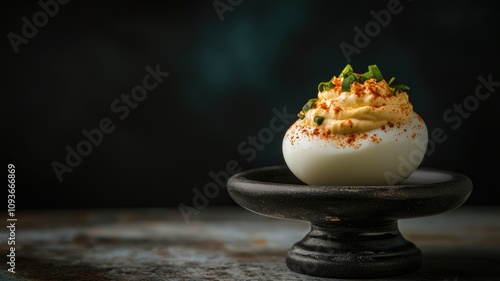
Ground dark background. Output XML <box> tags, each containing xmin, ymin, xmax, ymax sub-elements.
<box><xmin>4</xmin><ymin>0</ymin><xmax>499</xmax><ymax>210</ymax></box>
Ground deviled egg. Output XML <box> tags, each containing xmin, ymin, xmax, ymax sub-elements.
<box><xmin>282</xmin><ymin>64</ymin><xmax>428</xmax><ymax>186</ymax></box>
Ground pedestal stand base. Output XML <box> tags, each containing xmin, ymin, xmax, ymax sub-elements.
<box><xmin>286</xmin><ymin>220</ymin><xmax>421</xmax><ymax>278</ymax></box>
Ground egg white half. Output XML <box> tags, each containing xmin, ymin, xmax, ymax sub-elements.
<box><xmin>282</xmin><ymin>112</ymin><xmax>428</xmax><ymax>186</ymax></box>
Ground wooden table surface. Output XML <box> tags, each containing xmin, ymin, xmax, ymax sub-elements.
<box><xmin>1</xmin><ymin>205</ymin><xmax>499</xmax><ymax>281</ymax></box>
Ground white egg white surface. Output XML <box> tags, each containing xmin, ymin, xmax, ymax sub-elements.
<box><xmin>282</xmin><ymin>112</ymin><xmax>428</xmax><ymax>186</ymax></box>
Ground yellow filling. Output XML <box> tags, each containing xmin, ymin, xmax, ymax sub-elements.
<box><xmin>300</xmin><ymin>77</ymin><xmax>413</xmax><ymax>134</ymax></box>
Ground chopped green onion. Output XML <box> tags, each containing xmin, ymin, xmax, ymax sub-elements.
<box><xmin>313</xmin><ymin>116</ymin><xmax>324</xmax><ymax>125</ymax></box>
<box><xmin>317</xmin><ymin>64</ymin><xmax>410</xmax><ymax>96</ymax></box>
<box><xmin>297</xmin><ymin>112</ymin><xmax>305</xmax><ymax>119</ymax></box>
<box><xmin>392</xmin><ymin>84</ymin><xmax>410</xmax><ymax>91</ymax></box>
<box><xmin>339</xmin><ymin>64</ymin><xmax>354</xmax><ymax>77</ymax></box>
<box><xmin>368</xmin><ymin>65</ymin><xmax>383</xmax><ymax>81</ymax></box>
<box><xmin>388</xmin><ymin>77</ymin><xmax>395</xmax><ymax>86</ymax></box>
<box><xmin>318</xmin><ymin>81</ymin><xmax>334</xmax><ymax>92</ymax></box>
<box><xmin>301</xmin><ymin>98</ymin><xmax>318</xmax><ymax>113</ymax></box>
<box><xmin>341</xmin><ymin>76</ymin><xmax>351</xmax><ymax>92</ymax></box>
<box><xmin>360</xmin><ymin>71</ymin><xmax>373</xmax><ymax>82</ymax></box>
<box><xmin>391</xmin><ymin>84</ymin><xmax>410</xmax><ymax>95</ymax></box>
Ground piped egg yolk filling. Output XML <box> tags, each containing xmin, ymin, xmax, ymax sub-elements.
<box><xmin>299</xmin><ymin>77</ymin><xmax>413</xmax><ymax>135</ymax></box>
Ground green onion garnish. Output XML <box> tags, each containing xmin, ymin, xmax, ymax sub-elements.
<box><xmin>391</xmin><ymin>84</ymin><xmax>410</xmax><ymax>95</ymax></box>
<box><xmin>318</xmin><ymin>81</ymin><xmax>334</xmax><ymax>92</ymax></box>
<box><xmin>368</xmin><ymin>65</ymin><xmax>383</xmax><ymax>81</ymax></box>
<box><xmin>313</xmin><ymin>116</ymin><xmax>324</xmax><ymax>125</ymax></box>
<box><xmin>392</xmin><ymin>84</ymin><xmax>410</xmax><ymax>91</ymax></box>
<box><xmin>316</xmin><ymin>64</ymin><xmax>410</xmax><ymax>96</ymax></box>
<box><xmin>302</xmin><ymin>98</ymin><xmax>318</xmax><ymax>113</ymax></box>
<box><xmin>341</xmin><ymin>76</ymin><xmax>351</xmax><ymax>92</ymax></box>
<box><xmin>388</xmin><ymin>77</ymin><xmax>395</xmax><ymax>86</ymax></box>
<box><xmin>360</xmin><ymin>71</ymin><xmax>373</xmax><ymax>82</ymax></box>
<box><xmin>297</xmin><ymin>112</ymin><xmax>305</xmax><ymax>119</ymax></box>
<box><xmin>339</xmin><ymin>64</ymin><xmax>354</xmax><ymax>77</ymax></box>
